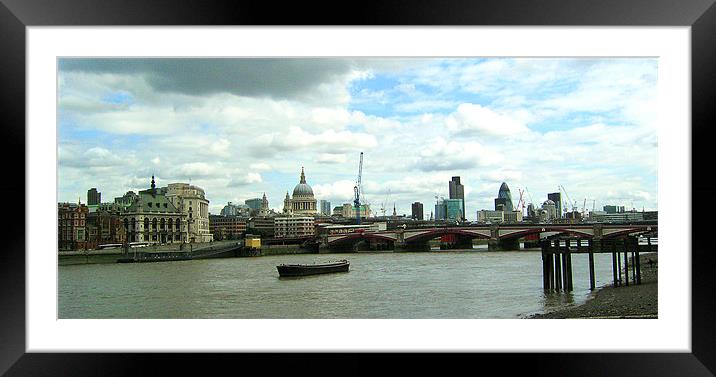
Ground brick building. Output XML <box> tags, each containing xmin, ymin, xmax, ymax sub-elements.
<box><xmin>58</xmin><ymin>201</ymin><xmax>90</xmax><ymax>250</ymax></box>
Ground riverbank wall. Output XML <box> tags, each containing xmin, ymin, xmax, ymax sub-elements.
<box><xmin>59</xmin><ymin>244</ymin><xmax>316</xmax><ymax>265</ymax></box>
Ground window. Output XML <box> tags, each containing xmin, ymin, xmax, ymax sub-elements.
<box><xmin>148</xmin><ymin>202</ymin><xmax>152</xmax><ymax>208</ymax></box>
<box><xmin>152</xmin><ymin>218</ymin><xmax>157</xmax><ymax>230</ymax></box>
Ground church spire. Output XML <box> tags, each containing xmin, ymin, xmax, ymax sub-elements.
<box><xmin>150</xmin><ymin>175</ymin><xmax>156</xmax><ymax>196</ymax></box>
<box><xmin>300</xmin><ymin>167</ymin><xmax>306</xmax><ymax>184</ymax></box>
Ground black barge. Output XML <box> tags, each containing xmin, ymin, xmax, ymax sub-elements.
<box><xmin>277</xmin><ymin>260</ymin><xmax>349</xmax><ymax>277</ymax></box>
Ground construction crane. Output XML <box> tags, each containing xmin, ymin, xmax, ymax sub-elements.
<box><xmin>558</xmin><ymin>185</ymin><xmax>577</xmax><ymax>214</ymax></box>
<box><xmin>516</xmin><ymin>188</ymin><xmax>526</xmax><ymax>212</ymax></box>
<box><xmin>353</xmin><ymin>152</ymin><xmax>364</xmax><ymax>224</ymax></box>
<box><xmin>380</xmin><ymin>189</ymin><xmax>391</xmax><ymax>217</ymax></box>
<box><xmin>524</xmin><ymin>187</ymin><xmax>536</xmax><ymax>210</ymax></box>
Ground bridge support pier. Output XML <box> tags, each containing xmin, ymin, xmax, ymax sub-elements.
<box><xmin>488</xmin><ymin>238</ymin><xmax>520</xmax><ymax>251</ymax></box>
<box><xmin>440</xmin><ymin>237</ymin><xmax>473</xmax><ymax>250</ymax></box>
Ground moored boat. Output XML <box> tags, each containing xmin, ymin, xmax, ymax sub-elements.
<box><xmin>277</xmin><ymin>260</ymin><xmax>349</xmax><ymax>277</ymax></box>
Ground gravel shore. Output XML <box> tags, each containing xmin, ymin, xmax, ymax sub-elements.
<box><xmin>530</xmin><ymin>252</ymin><xmax>658</xmax><ymax>319</ymax></box>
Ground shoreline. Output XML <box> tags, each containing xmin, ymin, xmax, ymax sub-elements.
<box><xmin>529</xmin><ymin>252</ymin><xmax>658</xmax><ymax>319</ymax></box>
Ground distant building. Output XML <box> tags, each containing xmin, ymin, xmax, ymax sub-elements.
<box><xmin>258</xmin><ymin>192</ymin><xmax>270</xmax><ymax>216</ymax></box>
<box><xmin>58</xmin><ymin>201</ymin><xmax>90</xmax><ymax>250</ymax></box>
<box><xmin>494</xmin><ymin>197</ymin><xmax>509</xmax><ymax>212</ymax></box>
<box><xmin>114</xmin><ymin>191</ymin><xmax>138</xmax><ymax>208</ymax></box>
<box><xmin>444</xmin><ymin>199</ymin><xmax>463</xmax><ymax>221</ymax></box>
<box><xmin>603</xmin><ymin>205</ymin><xmax>626</xmax><ymax>214</ymax></box>
<box><xmin>332</xmin><ymin>206</ymin><xmax>344</xmax><ymax>217</ymax></box>
<box><xmin>590</xmin><ymin>211</ymin><xmax>644</xmax><ymax>223</ymax></box>
<box><xmin>477</xmin><ymin>210</ymin><xmax>504</xmax><ymax>224</ymax></box>
<box><xmin>220</xmin><ymin>202</ymin><xmax>250</xmax><ymax>217</ymax></box>
<box><xmin>248</xmin><ymin>216</ymin><xmax>275</xmax><ymax>238</ymax></box>
<box><xmin>503</xmin><ymin>211</ymin><xmax>524</xmax><ymax>223</ymax></box>
<box><xmin>120</xmin><ymin>176</ymin><xmax>187</xmax><ymax>245</ymax></box>
<box><xmin>209</xmin><ymin>215</ymin><xmax>247</xmax><ymax>240</ymax></box>
<box><xmin>164</xmin><ymin>182</ymin><xmax>212</xmax><ymax>243</ymax></box>
<box><xmin>86</xmin><ymin>210</ymin><xmax>127</xmax><ymax>249</ymax></box>
<box><xmin>341</xmin><ymin>203</ymin><xmax>371</xmax><ymax>219</ymax></box>
<box><xmin>282</xmin><ymin>167</ymin><xmax>318</xmax><ymax>216</ymax></box>
<box><xmin>496</xmin><ymin>182</ymin><xmax>514</xmax><ymax>212</ymax></box>
<box><xmin>245</xmin><ymin>198</ymin><xmax>263</xmax><ymax>211</ymax></box>
<box><xmin>542</xmin><ymin>199</ymin><xmax>558</xmax><ymax>222</ymax></box>
<box><xmin>320</xmin><ymin>200</ymin><xmax>332</xmax><ymax>216</ymax></box>
<box><xmin>87</xmin><ymin>188</ymin><xmax>101</xmax><ymax>206</ymax></box>
<box><xmin>411</xmin><ymin>202</ymin><xmax>424</xmax><ymax>220</ymax></box>
<box><xmin>643</xmin><ymin>211</ymin><xmax>658</xmax><ymax>221</ymax></box>
<box><xmin>274</xmin><ymin>216</ymin><xmax>315</xmax><ymax>238</ymax></box>
<box><xmin>448</xmin><ymin>176</ymin><xmax>465</xmax><ymax>221</ymax></box>
<box><xmin>435</xmin><ymin>199</ymin><xmax>447</xmax><ymax>220</ymax></box>
<box><xmin>547</xmin><ymin>192</ymin><xmax>562</xmax><ymax>219</ymax></box>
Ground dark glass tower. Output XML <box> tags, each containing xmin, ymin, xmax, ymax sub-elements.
<box><xmin>547</xmin><ymin>192</ymin><xmax>562</xmax><ymax>218</ymax></box>
<box><xmin>448</xmin><ymin>176</ymin><xmax>465</xmax><ymax>220</ymax></box>
<box><xmin>496</xmin><ymin>182</ymin><xmax>514</xmax><ymax>212</ymax></box>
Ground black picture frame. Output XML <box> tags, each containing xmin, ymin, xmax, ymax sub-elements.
<box><xmin>2</xmin><ymin>0</ymin><xmax>715</xmax><ymax>375</ymax></box>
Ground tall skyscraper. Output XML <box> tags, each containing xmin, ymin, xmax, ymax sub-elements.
<box><xmin>496</xmin><ymin>182</ymin><xmax>513</xmax><ymax>212</ymax></box>
<box><xmin>411</xmin><ymin>202</ymin><xmax>424</xmax><ymax>220</ymax></box>
<box><xmin>444</xmin><ymin>199</ymin><xmax>463</xmax><ymax>221</ymax></box>
<box><xmin>87</xmin><ymin>188</ymin><xmax>101</xmax><ymax>205</ymax></box>
<box><xmin>245</xmin><ymin>198</ymin><xmax>262</xmax><ymax>211</ymax></box>
<box><xmin>448</xmin><ymin>176</ymin><xmax>465</xmax><ymax>221</ymax></box>
<box><xmin>320</xmin><ymin>200</ymin><xmax>332</xmax><ymax>216</ymax></box>
<box><xmin>435</xmin><ymin>199</ymin><xmax>447</xmax><ymax>220</ymax></box>
<box><xmin>547</xmin><ymin>192</ymin><xmax>562</xmax><ymax>218</ymax></box>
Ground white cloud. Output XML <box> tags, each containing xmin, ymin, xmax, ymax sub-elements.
<box><xmin>316</xmin><ymin>153</ymin><xmax>348</xmax><ymax>164</ymax></box>
<box><xmin>445</xmin><ymin>103</ymin><xmax>529</xmax><ymax>138</ymax></box>
<box><xmin>228</xmin><ymin>172</ymin><xmax>263</xmax><ymax>187</ymax></box>
<box><xmin>414</xmin><ymin>138</ymin><xmax>503</xmax><ymax>172</ymax></box>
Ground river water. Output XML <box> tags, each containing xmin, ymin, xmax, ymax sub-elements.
<box><xmin>58</xmin><ymin>248</ymin><xmax>616</xmax><ymax>319</ymax></box>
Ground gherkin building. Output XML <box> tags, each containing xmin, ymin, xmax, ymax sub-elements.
<box><xmin>497</xmin><ymin>182</ymin><xmax>514</xmax><ymax>212</ymax></box>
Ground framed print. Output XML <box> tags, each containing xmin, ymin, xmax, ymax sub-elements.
<box><xmin>3</xmin><ymin>0</ymin><xmax>716</xmax><ymax>375</ymax></box>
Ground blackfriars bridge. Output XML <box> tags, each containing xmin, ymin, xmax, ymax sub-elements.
<box><xmin>315</xmin><ymin>223</ymin><xmax>657</xmax><ymax>252</ymax></box>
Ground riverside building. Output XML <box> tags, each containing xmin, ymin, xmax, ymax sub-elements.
<box><xmin>163</xmin><ymin>182</ymin><xmax>213</xmax><ymax>243</ymax></box>
<box><xmin>274</xmin><ymin>216</ymin><xmax>315</xmax><ymax>238</ymax></box>
<box><xmin>58</xmin><ymin>201</ymin><xmax>90</xmax><ymax>250</ymax></box>
<box><xmin>120</xmin><ymin>176</ymin><xmax>187</xmax><ymax>245</ymax></box>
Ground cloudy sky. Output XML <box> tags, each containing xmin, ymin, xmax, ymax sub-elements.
<box><xmin>58</xmin><ymin>58</ymin><xmax>658</xmax><ymax>219</ymax></box>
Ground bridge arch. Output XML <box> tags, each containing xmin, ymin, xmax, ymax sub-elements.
<box><xmin>497</xmin><ymin>227</ymin><xmax>594</xmax><ymax>240</ymax></box>
<box><xmin>403</xmin><ymin>228</ymin><xmax>491</xmax><ymax>244</ymax></box>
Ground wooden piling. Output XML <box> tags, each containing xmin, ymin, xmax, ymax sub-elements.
<box><xmin>561</xmin><ymin>246</ymin><xmax>569</xmax><ymax>291</ymax></box>
<box><xmin>542</xmin><ymin>249</ymin><xmax>550</xmax><ymax>291</ymax></box>
<box><xmin>616</xmin><ymin>246</ymin><xmax>622</xmax><ymax>286</ymax></box>
<box><xmin>588</xmin><ymin>248</ymin><xmax>595</xmax><ymax>291</ymax></box>
<box><xmin>554</xmin><ymin>249</ymin><xmax>562</xmax><ymax>292</ymax></box>
<box><xmin>611</xmin><ymin>241</ymin><xmax>618</xmax><ymax>286</ymax></box>
<box><xmin>566</xmin><ymin>247</ymin><xmax>573</xmax><ymax>291</ymax></box>
<box><xmin>635</xmin><ymin>238</ymin><xmax>642</xmax><ymax>285</ymax></box>
<box><xmin>623</xmin><ymin>240</ymin><xmax>629</xmax><ymax>287</ymax></box>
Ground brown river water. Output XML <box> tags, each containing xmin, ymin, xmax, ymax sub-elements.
<box><xmin>58</xmin><ymin>247</ymin><xmax>616</xmax><ymax>318</ymax></box>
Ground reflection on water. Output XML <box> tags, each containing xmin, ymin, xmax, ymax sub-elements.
<box><xmin>59</xmin><ymin>249</ymin><xmax>615</xmax><ymax>319</ymax></box>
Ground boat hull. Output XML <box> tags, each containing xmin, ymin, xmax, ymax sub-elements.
<box><xmin>277</xmin><ymin>262</ymin><xmax>349</xmax><ymax>277</ymax></box>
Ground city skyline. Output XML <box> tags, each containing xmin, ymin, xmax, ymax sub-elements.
<box><xmin>58</xmin><ymin>58</ymin><xmax>658</xmax><ymax>219</ymax></box>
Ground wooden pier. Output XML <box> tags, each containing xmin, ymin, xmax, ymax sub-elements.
<box><xmin>541</xmin><ymin>236</ymin><xmax>657</xmax><ymax>292</ymax></box>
